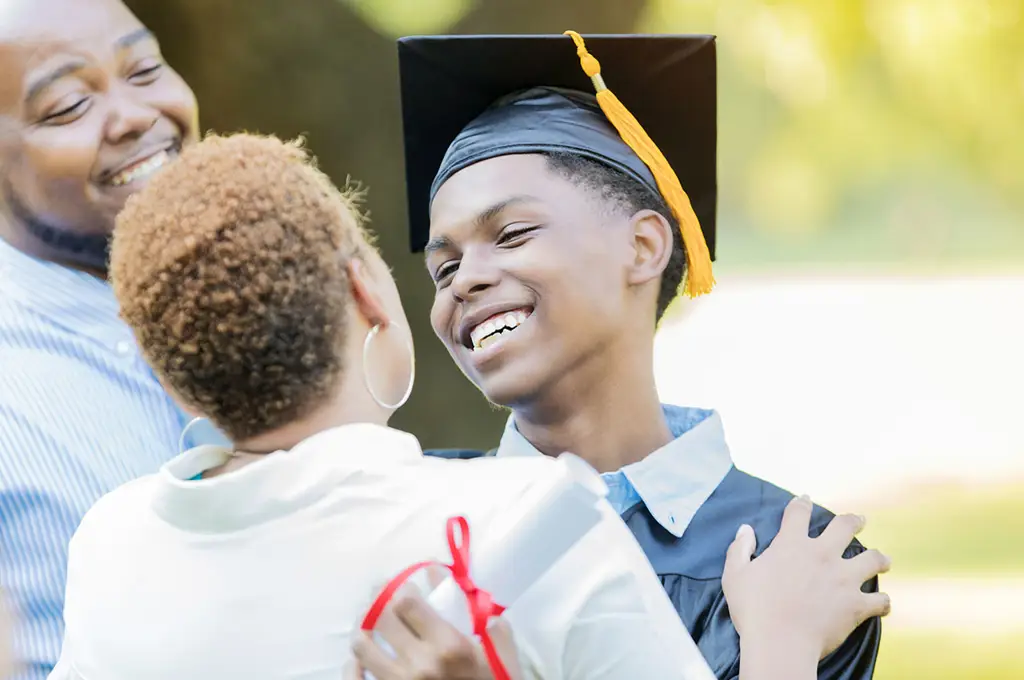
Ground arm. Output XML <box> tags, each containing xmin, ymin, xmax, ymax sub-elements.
<box><xmin>724</xmin><ymin>497</ymin><xmax>891</xmax><ymax>680</ymax></box>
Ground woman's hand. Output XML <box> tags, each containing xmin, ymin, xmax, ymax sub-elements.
<box><xmin>344</xmin><ymin>585</ymin><xmax>523</xmax><ymax>680</ymax></box>
<box><xmin>722</xmin><ymin>495</ymin><xmax>892</xmax><ymax>679</ymax></box>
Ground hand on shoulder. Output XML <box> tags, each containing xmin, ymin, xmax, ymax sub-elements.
<box><xmin>723</xmin><ymin>495</ymin><xmax>891</xmax><ymax>673</ymax></box>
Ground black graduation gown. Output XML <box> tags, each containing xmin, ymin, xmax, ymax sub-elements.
<box><xmin>426</xmin><ymin>449</ymin><xmax>881</xmax><ymax>680</ymax></box>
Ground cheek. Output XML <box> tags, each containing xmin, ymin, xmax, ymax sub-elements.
<box><xmin>21</xmin><ymin>127</ymin><xmax>101</xmax><ymax>183</ymax></box>
<box><xmin>429</xmin><ymin>295</ymin><xmax>454</xmax><ymax>345</ymax></box>
<box><xmin>155</xmin><ymin>72</ymin><xmax>199</xmax><ymax>141</ymax></box>
<box><xmin>532</xmin><ymin>255</ymin><xmax>622</xmax><ymax>328</ymax></box>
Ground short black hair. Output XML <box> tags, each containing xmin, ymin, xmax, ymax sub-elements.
<box><xmin>542</xmin><ymin>151</ymin><xmax>685</xmax><ymax>322</ymax></box>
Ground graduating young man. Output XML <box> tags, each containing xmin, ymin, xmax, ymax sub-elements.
<box><xmin>401</xmin><ymin>33</ymin><xmax>887</xmax><ymax>679</ymax></box>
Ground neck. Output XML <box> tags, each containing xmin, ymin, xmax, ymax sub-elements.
<box><xmin>0</xmin><ymin>185</ymin><xmax>109</xmax><ymax>278</ymax></box>
<box><xmin>512</xmin><ymin>332</ymin><xmax>671</xmax><ymax>473</ymax></box>
<box><xmin>206</xmin><ymin>379</ymin><xmax>391</xmax><ymax>477</ymax></box>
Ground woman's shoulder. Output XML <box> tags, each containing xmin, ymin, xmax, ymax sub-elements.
<box><xmin>71</xmin><ymin>473</ymin><xmax>161</xmax><ymax>546</ymax></box>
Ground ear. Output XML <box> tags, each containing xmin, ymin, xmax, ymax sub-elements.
<box><xmin>347</xmin><ymin>257</ymin><xmax>391</xmax><ymax>329</ymax></box>
<box><xmin>625</xmin><ymin>209</ymin><xmax>674</xmax><ymax>287</ymax></box>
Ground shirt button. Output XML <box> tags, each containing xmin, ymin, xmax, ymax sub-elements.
<box><xmin>115</xmin><ymin>340</ymin><xmax>134</xmax><ymax>357</ymax></box>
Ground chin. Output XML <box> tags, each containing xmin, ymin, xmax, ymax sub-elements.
<box><xmin>472</xmin><ymin>371</ymin><xmax>542</xmax><ymax>410</ymax></box>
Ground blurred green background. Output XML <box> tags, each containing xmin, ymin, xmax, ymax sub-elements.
<box><xmin>125</xmin><ymin>0</ymin><xmax>1024</xmax><ymax>677</ymax></box>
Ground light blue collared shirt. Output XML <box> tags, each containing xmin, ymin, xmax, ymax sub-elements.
<box><xmin>0</xmin><ymin>239</ymin><xmax>195</xmax><ymax>680</ymax></box>
<box><xmin>494</xmin><ymin>405</ymin><xmax>734</xmax><ymax>538</ymax></box>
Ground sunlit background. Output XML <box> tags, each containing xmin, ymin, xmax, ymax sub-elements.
<box><xmin>646</xmin><ymin>2</ymin><xmax>1024</xmax><ymax>678</ymax></box>
<box><xmin>130</xmin><ymin>0</ymin><xmax>1022</xmax><ymax>678</ymax></box>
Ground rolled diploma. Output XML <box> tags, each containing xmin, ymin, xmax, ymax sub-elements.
<box><xmin>426</xmin><ymin>452</ymin><xmax>609</xmax><ymax>633</ymax></box>
<box><xmin>369</xmin><ymin>453</ymin><xmax>716</xmax><ymax>680</ymax></box>
<box><xmin>425</xmin><ymin>452</ymin><xmax>718</xmax><ymax>680</ymax></box>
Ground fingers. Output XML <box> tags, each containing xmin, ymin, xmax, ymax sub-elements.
<box><xmin>351</xmin><ymin>629</ymin><xmax>402</xmax><ymax>680</ymax></box>
<box><xmin>391</xmin><ymin>585</ymin><xmax>463</xmax><ymax>649</ymax></box>
<box><xmin>818</xmin><ymin>513</ymin><xmax>866</xmax><ymax>554</ymax></box>
<box><xmin>375</xmin><ymin>598</ymin><xmax>423</xmax><ymax>661</ymax></box>
<box><xmin>723</xmin><ymin>524</ymin><xmax>756</xmax><ymax>586</ymax></box>
<box><xmin>779</xmin><ymin>495</ymin><xmax>814</xmax><ymax>540</ymax></box>
<box><xmin>847</xmin><ymin>548</ymin><xmax>892</xmax><ymax>585</ymax></box>
<box><xmin>856</xmin><ymin>591</ymin><xmax>892</xmax><ymax>625</ymax></box>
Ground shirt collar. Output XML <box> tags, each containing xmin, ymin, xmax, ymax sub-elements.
<box><xmin>152</xmin><ymin>423</ymin><xmax>424</xmax><ymax>533</ymax></box>
<box><xmin>0</xmin><ymin>236</ymin><xmax>129</xmax><ymax>348</ymax></box>
<box><xmin>495</xmin><ymin>405</ymin><xmax>733</xmax><ymax>538</ymax></box>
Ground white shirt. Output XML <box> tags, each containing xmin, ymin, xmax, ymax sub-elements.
<box><xmin>495</xmin><ymin>406</ymin><xmax>733</xmax><ymax>537</ymax></box>
<box><xmin>51</xmin><ymin>424</ymin><xmax>704</xmax><ymax>680</ymax></box>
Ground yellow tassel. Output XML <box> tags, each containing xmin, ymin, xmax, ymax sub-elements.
<box><xmin>564</xmin><ymin>30</ymin><xmax>715</xmax><ymax>298</ymax></box>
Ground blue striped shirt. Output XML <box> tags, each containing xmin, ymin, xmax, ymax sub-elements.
<box><xmin>0</xmin><ymin>238</ymin><xmax>191</xmax><ymax>680</ymax></box>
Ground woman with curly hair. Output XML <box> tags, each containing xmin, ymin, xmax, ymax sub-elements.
<box><xmin>46</xmin><ymin>132</ymin><xmax>709</xmax><ymax>680</ymax></box>
<box><xmin>49</xmin><ymin>132</ymin><xmax>884</xmax><ymax>680</ymax></box>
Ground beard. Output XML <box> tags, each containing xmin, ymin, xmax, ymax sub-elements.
<box><xmin>2</xmin><ymin>178</ymin><xmax>110</xmax><ymax>272</ymax></box>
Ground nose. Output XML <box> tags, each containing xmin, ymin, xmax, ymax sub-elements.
<box><xmin>103</xmin><ymin>87</ymin><xmax>158</xmax><ymax>143</ymax></box>
<box><xmin>449</xmin><ymin>250</ymin><xmax>500</xmax><ymax>302</ymax></box>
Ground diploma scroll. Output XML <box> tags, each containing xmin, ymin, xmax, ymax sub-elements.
<box><xmin>362</xmin><ymin>453</ymin><xmax>602</xmax><ymax>680</ymax></box>
<box><xmin>425</xmin><ymin>452</ymin><xmax>607</xmax><ymax>633</ymax></box>
<box><xmin>363</xmin><ymin>452</ymin><xmax>717</xmax><ymax>680</ymax></box>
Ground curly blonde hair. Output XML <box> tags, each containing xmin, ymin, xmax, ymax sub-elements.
<box><xmin>111</xmin><ymin>133</ymin><xmax>371</xmax><ymax>442</ymax></box>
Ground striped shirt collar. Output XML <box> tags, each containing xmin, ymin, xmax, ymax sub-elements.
<box><xmin>0</xmin><ymin>236</ymin><xmax>126</xmax><ymax>349</ymax></box>
<box><xmin>495</xmin><ymin>405</ymin><xmax>733</xmax><ymax>538</ymax></box>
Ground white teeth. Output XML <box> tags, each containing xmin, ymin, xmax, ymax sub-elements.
<box><xmin>110</xmin><ymin>150</ymin><xmax>171</xmax><ymax>186</ymax></box>
<box><xmin>470</xmin><ymin>308</ymin><xmax>531</xmax><ymax>351</ymax></box>
<box><xmin>479</xmin><ymin>334</ymin><xmax>501</xmax><ymax>350</ymax></box>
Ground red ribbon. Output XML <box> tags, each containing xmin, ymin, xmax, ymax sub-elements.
<box><xmin>360</xmin><ymin>516</ymin><xmax>510</xmax><ymax>680</ymax></box>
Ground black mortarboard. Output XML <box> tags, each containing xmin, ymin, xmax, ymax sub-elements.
<box><xmin>397</xmin><ymin>32</ymin><xmax>718</xmax><ymax>296</ymax></box>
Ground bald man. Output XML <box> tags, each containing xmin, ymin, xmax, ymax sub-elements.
<box><xmin>0</xmin><ymin>1</ymin><xmax>199</xmax><ymax>676</ymax></box>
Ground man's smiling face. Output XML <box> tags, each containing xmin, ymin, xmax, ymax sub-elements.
<box><xmin>0</xmin><ymin>0</ymin><xmax>198</xmax><ymax>246</ymax></box>
<box><xmin>426</xmin><ymin>153</ymin><xmax>640</xmax><ymax>407</ymax></box>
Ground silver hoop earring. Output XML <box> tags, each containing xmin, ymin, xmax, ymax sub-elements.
<box><xmin>178</xmin><ymin>416</ymin><xmax>233</xmax><ymax>453</ymax></box>
<box><xmin>178</xmin><ymin>417</ymin><xmax>208</xmax><ymax>454</ymax></box>
<box><xmin>362</xmin><ymin>323</ymin><xmax>415</xmax><ymax>410</ymax></box>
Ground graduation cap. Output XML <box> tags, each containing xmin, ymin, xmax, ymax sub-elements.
<box><xmin>397</xmin><ymin>31</ymin><xmax>718</xmax><ymax>297</ymax></box>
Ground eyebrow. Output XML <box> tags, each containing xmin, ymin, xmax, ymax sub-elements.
<box><xmin>115</xmin><ymin>28</ymin><xmax>156</xmax><ymax>51</ymax></box>
<box><xmin>25</xmin><ymin>61</ymin><xmax>86</xmax><ymax>106</ymax></box>
<box><xmin>423</xmin><ymin>235</ymin><xmax>453</xmax><ymax>256</ymax></box>
<box><xmin>24</xmin><ymin>30</ymin><xmax>157</xmax><ymax>106</ymax></box>
<box><xmin>423</xmin><ymin>195</ymin><xmax>541</xmax><ymax>256</ymax></box>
